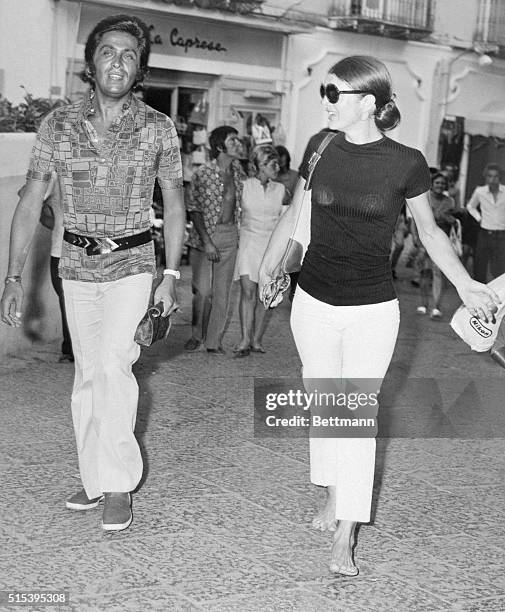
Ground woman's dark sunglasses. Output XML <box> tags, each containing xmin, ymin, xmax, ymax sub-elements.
<box><xmin>320</xmin><ymin>83</ymin><xmax>370</xmax><ymax>104</ymax></box>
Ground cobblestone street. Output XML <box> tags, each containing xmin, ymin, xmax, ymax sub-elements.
<box><xmin>1</xmin><ymin>263</ymin><xmax>505</xmax><ymax>611</ymax></box>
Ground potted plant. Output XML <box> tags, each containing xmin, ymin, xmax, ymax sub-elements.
<box><xmin>0</xmin><ymin>87</ymin><xmax>68</xmax><ymax>132</ymax></box>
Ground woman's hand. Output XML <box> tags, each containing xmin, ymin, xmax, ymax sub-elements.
<box><xmin>258</xmin><ymin>263</ymin><xmax>286</xmax><ymax>309</ymax></box>
<box><xmin>456</xmin><ymin>279</ymin><xmax>501</xmax><ymax>323</ymax></box>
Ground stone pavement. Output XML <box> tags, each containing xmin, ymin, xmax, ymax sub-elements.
<box><xmin>1</xmin><ymin>263</ymin><xmax>505</xmax><ymax>612</ymax></box>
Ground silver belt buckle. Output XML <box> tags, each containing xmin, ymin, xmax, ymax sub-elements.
<box><xmin>98</xmin><ymin>237</ymin><xmax>119</xmax><ymax>254</ymax></box>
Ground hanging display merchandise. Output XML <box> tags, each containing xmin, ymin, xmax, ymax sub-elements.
<box><xmin>188</xmin><ymin>92</ymin><xmax>209</xmax><ymax>126</ymax></box>
<box><xmin>178</xmin><ymin>91</ymin><xmax>210</xmax><ymax>167</ymax></box>
<box><xmin>226</xmin><ymin>106</ymin><xmax>242</xmax><ymax>130</ymax></box>
<box><xmin>192</xmin><ymin>127</ymin><xmax>208</xmax><ymax>146</ymax></box>
<box><xmin>251</xmin><ymin>113</ymin><xmax>273</xmax><ymax>145</ymax></box>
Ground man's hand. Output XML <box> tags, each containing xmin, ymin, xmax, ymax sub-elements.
<box><xmin>466</xmin><ymin>205</ymin><xmax>481</xmax><ymax>224</ymax></box>
<box><xmin>153</xmin><ymin>276</ymin><xmax>179</xmax><ymax>317</ymax></box>
<box><xmin>457</xmin><ymin>279</ymin><xmax>501</xmax><ymax>323</ymax></box>
<box><xmin>2</xmin><ymin>178</ymin><xmax>48</xmax><ymax>329</ymax></box>
<box><xmin>1</xmin><ymin>283</ymin><xmax>24</xmax><ymax>327</ymax></box>
<box><xmin>204</xmin><ymin>240</ymin><xmax>220</xmax><ymax>262</ymax></box>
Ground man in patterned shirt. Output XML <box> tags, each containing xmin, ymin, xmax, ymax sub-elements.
<box><xmin>0</xmin><ymin>15</ymin><xmax>185</xmax><ymax>531</ymax></box>
<box><xmin>185</xmin><ymin>126</ymin><xmax>245</xmax><ymax>353</ymax></box>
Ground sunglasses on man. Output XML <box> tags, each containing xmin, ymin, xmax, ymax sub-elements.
<box><xmin>319</xmin><ymin>83</ymin><xmax>370</xmax><ymax>104</ymax></box>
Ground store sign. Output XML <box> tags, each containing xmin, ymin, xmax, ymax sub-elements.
<box><xmin>147</xmin><ymin>24</ymin><xmax>228</xmax><ymax>54</ymax></box>
<box><xmin>169</xmin><ymin>28</ymin><xmax>227</xmax><ymax>54</ymax></box>
<box><xmin>78</xmin><ymin>5</ymin><xmax>283</xmax><ymax>68</ymax></box>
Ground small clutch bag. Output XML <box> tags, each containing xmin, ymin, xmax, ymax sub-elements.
<box><xmin>134</xmin><ymin>302</ymin><xmax>172</xmax><ymax>347</ymax></box>
<box><xmin>260</xmin><ymin>237</ymin><xmax>303</xmax><ymax>309</ymax></box>
<box><xmin>39</xmin><ymin>202</ymin><xmax>55</xmax><ymax>230</ymax></box>
<box><xmin>261</xmin><ymin>271</ymin><xmax>292</xmax><ymax>310</ymax></box>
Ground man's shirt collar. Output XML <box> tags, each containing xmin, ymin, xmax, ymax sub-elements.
<box><xmin>486</xmin><ymin>184</ymin><xmax>505</xmax><ymax>194</ymax></box>
<box><xmin>76</xmin><ymin>91</ymin><xmax>142</xmax><ymax>131</ymax></box>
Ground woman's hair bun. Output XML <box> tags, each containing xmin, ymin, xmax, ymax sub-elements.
<box><xmin>374</xmin><ymin>97</ymin><xmax>401</xmax><ymax>132</ymax></box>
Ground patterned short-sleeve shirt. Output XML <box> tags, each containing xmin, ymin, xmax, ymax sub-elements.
<box><xmin>27</xmin><ymin>95</ymin><xmax>183</xmax><ymax>282</ymax></box>
<box><xmin>186</xmin><ymin>158</ymin><xmax>245</xmax><ymax>250</ymax></box>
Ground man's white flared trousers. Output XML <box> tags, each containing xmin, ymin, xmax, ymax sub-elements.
<box><xmin>63</xmin><ymin>273</ymin><xmax>152</xmax><ymax>498</ymax></box>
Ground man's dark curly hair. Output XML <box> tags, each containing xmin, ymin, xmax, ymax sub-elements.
<box><xmin>209</xmin><ymin>126</ymin><xmax>239</xmax><ymax>159</ymax></box>
<box><xmin>80</xmin><ymin>14</ymin><xmax>151</xmax><ymax>88</ymax></box>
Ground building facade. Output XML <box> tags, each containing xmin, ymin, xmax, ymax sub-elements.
<box><xmin>2</xmin><ymin>0</ymin><xmax>505</xmax><ymax>358</ymax></box>
<box><xmin>2</xmin><ymin>0</ymin><xmax>505</xmax><ymax>191</ymax></box>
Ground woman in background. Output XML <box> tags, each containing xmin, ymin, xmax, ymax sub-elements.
<box><xmin>234</xmin><ymin>145</ymin><xmax>288</xmax><ymax>356</ymax></box>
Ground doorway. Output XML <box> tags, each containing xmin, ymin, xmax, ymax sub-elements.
<box><xmin>143</xmin><ymin>84</ymin><xmax>207</xmax><ymax>126</ymax></box>
<box><xmin>143</xmin><ymin>87</ymin><xmax>174</xmax><ymax>117</ymax></box>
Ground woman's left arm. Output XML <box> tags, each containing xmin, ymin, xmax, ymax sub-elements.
<box><xmin>407</xmin><ymin>191</ymin><xmax>500</xmax><ymax>322</ymax></box>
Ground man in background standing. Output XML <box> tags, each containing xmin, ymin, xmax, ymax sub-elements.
<box><xmin>466</xmin><ymin>163</ymin><xmax>505</xmax><ymax>366</ymax></box>
<box><xmin>184</xmin><ymin>126</ymin><xmax>245</xmax><ymax>354</ymax></box>
<box><xmin>467</xmin><ymin>163</ymin><xmax>505</xmax><ymax>283</ymax></box>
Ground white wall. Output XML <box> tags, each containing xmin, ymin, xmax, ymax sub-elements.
<box><xmin>446</xmin><ymin>60</ymin><xmax>505</xmax><ymax>124</ymax></box>
<box><xmin>0</xmin><ymin>0</ymin><xmax>55</xmax><ymax>103</ymax></box>
<box><xmin>433</xmin><ymin>0</ymin><xmax>480</xmax><ymax>44</ymax></box>
<box><xmin>0</xmin><ymin>0</ymin><xmax>85</xmax><ymax>103</ymax></box>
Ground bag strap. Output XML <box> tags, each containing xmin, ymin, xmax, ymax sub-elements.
<box><xmin>278</xmin><ymin>132</ymin><xmax>336</xmax><ymax>272</ymax></box>
<box><xmin>304</xmin><ymin>131</ymin><xmax>337</xmax><ymax>192</ymax></box>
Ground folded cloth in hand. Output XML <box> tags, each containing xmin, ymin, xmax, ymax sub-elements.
<box><xmin>134</xmin><ymin>302</ymin><xmax>172</xmax><ymax>346</ymax></box>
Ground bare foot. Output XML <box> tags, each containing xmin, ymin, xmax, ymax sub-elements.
<box><xmin>312</xmin><ymin>486</ymin><xmax>337</xmax><ymax>531</ymax></box>
<box><xmin>251</xmin><ymin>343</ymin><xmax>266</xmax><ymax>353</ymax></box>
<box><xmin>329</xmin><ymin>521</ymin><xmax>358</xmax><ymax>576</ymax></box>
<box><xmin>233</xmin><ymin>341</ymin><xmax>250</xmax><ymax>352</ymax></box>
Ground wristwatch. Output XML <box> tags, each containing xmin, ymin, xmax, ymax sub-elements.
<box><xmin>4</xmin><ymin>275</ymin><xmax>22</xmax><ymax>285</ymax></box>
<box><xmin>163</xmin><ymin>269</ymin><xmax>181</xmax><ymax>280</ymax></box>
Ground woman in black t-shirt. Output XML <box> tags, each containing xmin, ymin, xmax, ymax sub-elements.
<box><xmin>259</xmin><ymin>56</ymin><xmax>499</xmax><ymax>577</ymax></box>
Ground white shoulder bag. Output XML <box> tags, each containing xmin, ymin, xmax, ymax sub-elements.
<box><xmin>261</xmin><ymin>132</ymin><xmax>336</xmax><ymax>308</ymax></box>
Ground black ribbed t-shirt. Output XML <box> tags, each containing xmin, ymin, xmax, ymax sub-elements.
<box><xmin>298</xmin><ymin>131</ymin><xmax>431</xmax><ymax>306</ymax></box>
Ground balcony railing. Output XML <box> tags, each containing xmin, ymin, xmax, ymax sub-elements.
<box><xmin>476</xmin><ymin>0</ymin><xmax>505</xmax><ymax>48</ymax></box>
<box><xmin>327</xmin><ymin>0</ymin><xmax>433</xmax><ymax>38</ymax></box>
<box><xmin>154</xmin><ymin>0</ymin><xmax>264</xmax><ymax>15</ymax></box>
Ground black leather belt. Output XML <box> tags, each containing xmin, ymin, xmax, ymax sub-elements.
<box><xmin>63</xmin><ymin>230</ymin><xmax>152</xmax><ymax>256</ymax></box>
